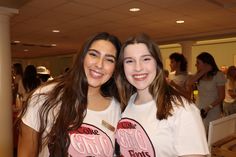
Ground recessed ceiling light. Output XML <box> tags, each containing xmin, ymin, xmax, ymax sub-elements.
<box><xmin>24</xmin><ymin>49</ymin><xmax>29</xmax><ymax>52</ymax></box>
<box><xmin>51</xmin><ymin>44</ymin><xmax>57</xmax><ymax>47</ymax></box>
<box><xmin>129</xmin><ymin>8</ymin><xmax>140</xmax><ymax>12</ymax></box>
<box><xmin>176</xmin><ymin>20</ymin><xmax>184</xmax><ymax>24</ymax></box>
<box><xmin>13</xmin><ymin>40</ymin><xmax>20</xmax><ymax>43</ymax></box>
<box><xmin>52</xmin><ymin>30</ymin><xmax>60</xmax><ymax>33</ymax></box>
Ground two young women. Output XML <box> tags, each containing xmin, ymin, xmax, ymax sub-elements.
<box><xmin>18</xmin><ymin>32</ymin><xmax>209</xmax><ymax>157</ymax></box>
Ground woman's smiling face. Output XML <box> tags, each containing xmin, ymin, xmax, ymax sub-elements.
<box><xmin>84</xmin><ymin>40</ymin><xmax>117</xmax><ymax>89</ymax></box>
<box><xmin>123</xmin><ymin>43</ymin><xmax>157</xmax><ymax>92</ymax></box>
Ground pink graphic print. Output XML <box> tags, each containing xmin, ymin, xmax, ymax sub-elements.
<box><xmin>68</xmin><ymin>123</ymin><xmax>113</xmax><ymax>157</ymax></box>
<box><xmin>116</xmin><ymin>118</ymin><xmax>155</xmax><ymax>157</ymax></box>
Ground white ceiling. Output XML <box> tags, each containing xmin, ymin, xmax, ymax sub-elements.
<box><xmin>2</xmin><ymin>0</ymin><xmax>236</xmax><ymax>58</ymax></box>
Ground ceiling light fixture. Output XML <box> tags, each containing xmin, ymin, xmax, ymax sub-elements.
<box><xmin>52</xmin><ymin>30</ymin><xmax>60</xmax><ymax>33</ymax></box>
<box><xmin>24</xmin><ymin>49</ymin><xmax>29</xmax><ymax>52</ymax></box>
<box><xmin>176</xmin><ymin>20</ymin><xmax>184</xmax><ymax>24</ymax></box>
<box><xmin>129</xmin><ymin>7</ymin><xmax>140</xmax><ymax>12</ymax></box>
<box><xmin>13</xmin><ymin>40</ymin><xmax>20</xmax><ymax>43</ymax></box>
<box><xmin>51</xmin><ymin>44</ymin><xmax>57</xmax><ymax>47</ymax></box>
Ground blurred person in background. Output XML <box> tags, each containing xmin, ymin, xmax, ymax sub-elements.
<box><xmin>18</xmin><ymin>65</ymin><xmax>41</xmax><ymax>105</ymax></box>
<box><xmin>187</xmin><ymin>52</ymin><xmax>226</xmax><ymax>133</ymax></box>
<box><xmin>37</xmin><ymin>66</ymin><xmax>53</xmax><ymax>83</ymax></box>
<box><xmin>223</xmin><ymin>65</ymin><xmax>236</xmax><ymax>115</ymax></box>
<box><xmin>167</xmin><ymin>52</ymin><xmax>192</xmax><ymax>99</ymax></box>
<box><xmin>12</xmin><ymin>63</ymin><xmax>23</xmax><ymax>105</ymax></box>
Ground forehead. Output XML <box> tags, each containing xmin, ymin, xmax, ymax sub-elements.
<box><xmin>196</xmin><ymin>59</ymin><xmax>203</xmax><ymax>63</ymax></box>
<box><xmin>124</xmin><ymin>43</ymin><xmax>150</xmax><ymax>57</ymax></box>
<box><xmin>89</xmin><ymin>40</ymin><xmax>117</xmax><ymax>55</ymax></box>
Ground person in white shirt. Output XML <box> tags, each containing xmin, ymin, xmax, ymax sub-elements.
<box><xmin>17</xmin><ymin>32</ymin><xmax>121</xmax><ymax>157</ymax></box>
<box><xmin>115</xmin><ymin>33</ymin><xmax>209</xmax><ymax>157</ymax></box>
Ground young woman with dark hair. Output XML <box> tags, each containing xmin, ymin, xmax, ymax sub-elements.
<box><xmin>115</xmin><ymin>33</ymin><xmax>209</xmax><ymax>157</ymax></box>
<box><xmin>17</xmin><ymin>32</ymin><xmax>121</xmax><ymax>157</ymax></box>
<box><xmin>187</xmin><ymin>52</ymin><xmax>226</xmax><ymax>133</ymax></box>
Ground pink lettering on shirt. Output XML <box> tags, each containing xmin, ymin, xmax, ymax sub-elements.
<box><xmin>68</xmin><ymin>123</ymin><xmax>113</xmax><ymax>157</ymax></box>
<box><xmin>116</xmin><ymin>118</ymin><xmax>155</xmax><ymax>157</ymax></box>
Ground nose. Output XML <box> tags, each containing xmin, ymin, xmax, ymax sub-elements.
<box><xmin>95</xmin><ymin>57</ymin><xmax>103</xmax><ymax>68</ymax></box>
<box><xmin>135</xmin><ymin>61</ymin><xmax>143</xmax><ymax>71</ymax></box>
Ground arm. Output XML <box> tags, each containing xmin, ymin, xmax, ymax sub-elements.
<box><xmin>204</xmin><ymin>85</ymin><xmax>225</xmax><ymax>112</ymax></box>
<box><xmin>18</xmin><ymin>122</ymin><xmax>39</xmax><ymax>157</ymax></box>
<box><xmin>186</xmin><ymin>64</ymin><xmax>212</xmax><ymax>87</ymax></box>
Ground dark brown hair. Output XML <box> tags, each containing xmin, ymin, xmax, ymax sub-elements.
<box><xmin>18</xmin><ymin>32</ymin><xmax>121</xmax><ymax>156</ymax></box>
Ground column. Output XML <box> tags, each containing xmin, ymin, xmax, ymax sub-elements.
<box><xmin>179</xmin><ymin>41</ymin><xmax>195</xmax><ymax>73</ymax></box>
<box><xmin>0</xmin><ymin>7</ymin><xmax>18</xmax><ymax>157</ymax></box>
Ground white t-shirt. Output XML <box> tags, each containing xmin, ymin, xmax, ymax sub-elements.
<box><xmin>22</xmin><ymin>84</ymin><xmax>121</xmax><ymax>157</ymax></box>
<box><xmin>115</xmin><ymin>93</ymin><xmax>209</xmax><ymax>157</ymax></box>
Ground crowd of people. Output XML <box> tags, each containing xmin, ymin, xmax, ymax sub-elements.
<box><xmin>11</xmin><ymin>32</ymin><xmax>236</xmax><ymax>157</ymax></box>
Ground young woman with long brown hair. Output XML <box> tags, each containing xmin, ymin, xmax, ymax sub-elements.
<box><xmin>17</xmin><ymin>32</ymin><xmax>121</xmax><ymax>157</ymax></box>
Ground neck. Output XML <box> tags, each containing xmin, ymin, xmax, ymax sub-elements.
<box><xmin>135</xmin><ymin>88</ymin><xmax>153</xmax><ymax>105</ymax></box>
<box><xmin>88</xmin><ymin>86</ymin><xmax>101</xmax><ymax>96</ymax></box>
<box><xmin>87</xmin><ymin>86</ymin><xmax>111</xmax><ymax>111</ymax></box>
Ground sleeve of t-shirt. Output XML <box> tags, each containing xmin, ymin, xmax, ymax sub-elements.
<box><xmin>173</xmin><ymin>103</ymin><xmax>209</xmax><ymax>156</ymax></box>
<box><xmin>216</xmin><ymin>71</ymin><xmax>226</xmax><ymax>86</ymax></box>
<box><xmin>21</xmin><ymin>89</ymin><xmax>45</xmax><ymax>132</ymax></box>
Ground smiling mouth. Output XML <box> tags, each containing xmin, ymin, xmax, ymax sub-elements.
<box><xmin>90</xmin><ymin>69</ymin><xmax>103</xmax><ymax>78</ymax></box>
<box><xmin>133</xmin><ymin>74</ymin><xmax>147</xmax><ymax>80</ymax></box>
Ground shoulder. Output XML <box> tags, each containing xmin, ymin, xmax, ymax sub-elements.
<box><xmin>215</xmin><ymin>71</ymin><xmax>225</xmax><ymax>77</ymax></box>
<box><xmin>33</xmin><ymin>83</ymin><xmax>57</xmax><ymax>95</ymax></box>
<box><xmin>214</xmin><ymin>71</ymin><xmax>226</xmax><ymax>83</ymax></box>
<box><xmin>28</xmin><ymin>83</ymin><xmax>57</xmax><ymax>106</ymax></box>
<box><xmin>171</xmin><ymin>97</ymin><xmax>199</xmax><ymax>117</ymax></box>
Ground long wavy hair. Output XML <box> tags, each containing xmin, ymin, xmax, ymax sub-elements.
<box><xmin>18</xmin><ymin>32</ymin><xmax>121</xmax><ymax>156</ymax></box>
<box><xmin>115</xmin><ymin>33</ymin><xmax>190</xmax><ymax>120</ymax></box>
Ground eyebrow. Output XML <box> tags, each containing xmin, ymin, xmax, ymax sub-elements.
<box><xmin>88</xmin><ymin>49</ymin><xmax>116</xmax><ymax>59</ymax></box>
<box><xmin>124</xmin><ymin>54</ymin><xmax>152</xmax><ymax>59</ymax></box>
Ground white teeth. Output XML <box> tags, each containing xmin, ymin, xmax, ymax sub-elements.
<box><xmin>133</xmin><ymin>74</ymin><xmax>146</xmax><ymax>79</ymax></box>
